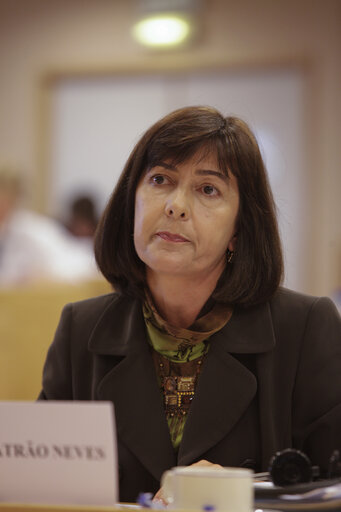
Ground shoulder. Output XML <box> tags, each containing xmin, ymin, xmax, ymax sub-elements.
<box><xmin>60</xmin><ymin>291</ymin><xmax>143</xmax><ymax>343</ymax></box>
<box><xmin>65</xmin><ymin>291</ymin><xmax>119</xmax><ymax>312</ymax></box>
<box><xmin>267</xmin><ymin>287</ymin><xmax>340</xmax><ymax>340</ymax></box>
<box><xmin>269</xmin><ymin>286</ymin><xmax>339</xmax><ymax>316</ymax></box>
<box><xmin>49</xmin><ymin>292</ymin><xmax>141</xmax><ymax>358</ymax></box>
<box><xmin>62</xmin><ymin>292</ymin><xmax>137</xmax><ymax>325</ymax></box>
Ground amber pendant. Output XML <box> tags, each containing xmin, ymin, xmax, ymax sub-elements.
<box><xmin>162</xmin><ymin>375</ymin><xmax>196</xmax><ymax>417</ymax></box>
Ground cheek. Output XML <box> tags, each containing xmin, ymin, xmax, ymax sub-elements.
<box><xmin>133</xmin><ymin>194</ymin><xmax>145</xmax><ymax>241</ymax></box>
<box><xmin>134</xmin><ymin>193</ymin><xmax>154</xmax><ymax>239</ymax></box>
<box><xmin>200</xmin><ymin>208</ymin><xmax>236</xmax><ymax>249</ymax></box>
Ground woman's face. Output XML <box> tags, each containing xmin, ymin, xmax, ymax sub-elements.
<box><xmin>134</xmin><ymin>149</ymin><xmax>239</xmax><ymax>282</ymax></box>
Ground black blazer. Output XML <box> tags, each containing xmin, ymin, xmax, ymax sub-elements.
<box><xmin>39</xmin><ymin>287</ymin><xmax>341</xmax><ymax>502</ymax></box>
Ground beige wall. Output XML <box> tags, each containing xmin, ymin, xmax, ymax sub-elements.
<box><xmin>0</xmin><ymin>0</ymin><xmax>340</xmax><ymax>297</ymax></box>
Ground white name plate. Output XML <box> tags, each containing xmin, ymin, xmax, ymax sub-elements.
<box><xmin>0</xmin><ymin>401</ymin><xmax>118</xmax><ymax>506</ymax></box>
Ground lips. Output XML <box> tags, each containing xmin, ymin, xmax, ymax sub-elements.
<box><xmin>156</xmin><ymin>231</ymin><xmax>190</xmax><ymax>243</ymax></box>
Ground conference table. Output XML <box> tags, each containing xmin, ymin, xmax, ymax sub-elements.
<box><xmin>1</xmin><ymin>482</ymin><xmax>341</xmax><ymax>511</ymax></box>
<box><xmin>0</xmin><ymin>505</ymin><xmax>140</xmax><ymax>512</ymax></box>
<box><xmin>0</xmin><ymin>504</ymin><xmax>279</xmax><ymax>512</ymax></box>
<box><xmin>0</xmin><ymin>501</ymin><xmax>340</xmax><ymax>511</ymax></box>
<box><xmin>0</xmin><ymin>506</ymin><xmax>277</xmax><ymax>512</ymax></box>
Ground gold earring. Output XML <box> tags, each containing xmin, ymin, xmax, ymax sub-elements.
<box><xmin>227</xmin><ymin>249</ymin><xmax>234</xmax><ymax>264</ymax></box>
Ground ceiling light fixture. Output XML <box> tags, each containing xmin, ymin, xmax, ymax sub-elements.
<box><xmin>132</xmin><ymin>0</ymin><xmax>199</xmax><ymax>49</ymax></box>
<box><xmin>132</xmin><ymin>14</ymin><xmax>191</xmax><ymax>47</ymax></box>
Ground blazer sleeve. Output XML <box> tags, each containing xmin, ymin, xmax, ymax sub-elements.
<box><xmin>292</xmin><ymin>296</ymin><xmax>341</xmax><ymax>474</ymax></box>
<box><xmin>38</xmin><ymin>303</ymin><xmax>73</xmax><ymax>400</ymax></box>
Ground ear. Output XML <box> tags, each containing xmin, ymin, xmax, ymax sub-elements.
<box><xmin>228</xmin><ymin>234</ymin><xmax>237</xmax><ymax>252</ymax></box>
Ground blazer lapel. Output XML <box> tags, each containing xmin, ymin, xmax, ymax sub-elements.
<box><xmin>178</xmin><ymin>301</ymin><xmax>275</xmax><ymax>465</ymax></box>
<box><xmin>88</xmin><ymin>296</ymin><xmax>176</xmax><ymax>482</ymax></box>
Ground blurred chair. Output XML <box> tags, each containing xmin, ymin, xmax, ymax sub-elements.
<box><xmin>0</xmin><ymin>279</ymin><xmax>111</xmax><ymax>400</ymax></box>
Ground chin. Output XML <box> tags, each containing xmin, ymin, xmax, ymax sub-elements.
<box><xmin>148</xmin><ymin>256</ymin><xmax>193</xmax><ymax>276</ymax></box>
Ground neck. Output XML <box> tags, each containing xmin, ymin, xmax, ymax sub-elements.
<box><xmin>146</xmin><ymin>269</ymin><xmax>222</xmax><ymax>328</ymax></box>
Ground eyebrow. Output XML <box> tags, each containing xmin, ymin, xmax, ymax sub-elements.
<box><xmin>155</xmin><ymin>161</ymin><xmax>229</xmax><ymax>182</ymax></box>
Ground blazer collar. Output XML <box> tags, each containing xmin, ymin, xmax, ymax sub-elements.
<box><xmin>88</xmin><ymin>294</ymin><xmax>275</xmax><ymax>356</ymax></box>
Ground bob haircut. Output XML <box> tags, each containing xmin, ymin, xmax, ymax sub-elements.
<box><xmin>94</xmin><ymin>106</ymin><xmax>283</xmax><ymax>307</ymax></box>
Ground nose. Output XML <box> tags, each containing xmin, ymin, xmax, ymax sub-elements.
<box><xmin>165</xmin><ymin>191</ymin><xmax>189</xmax><ymax>220</ymax></box>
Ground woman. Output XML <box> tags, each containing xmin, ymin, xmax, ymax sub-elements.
<box><xmin>39</xmin><ymin>106</ymin><xmax>341</xmax><ymax>502</ymax></box>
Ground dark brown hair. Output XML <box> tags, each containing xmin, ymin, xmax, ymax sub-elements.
<box><xmin>94</xmin><ymin>106</ymin><xmax>283</xmax><ymax>307</ymax></box>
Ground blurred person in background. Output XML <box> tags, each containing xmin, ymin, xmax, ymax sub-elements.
<box><xmin>0</xmin><ymin>165</ymin><xmax>99</xmax><ymax>287</ymax></box>
<box><xmin>63</xmin><ymin>193</ymin><xmax>100</xmax><ymax>261</ymax></box>
<box><xmin>65</xmin><ymin>194</ymin><xmax>99</xmax><ymax>239</ymax></box>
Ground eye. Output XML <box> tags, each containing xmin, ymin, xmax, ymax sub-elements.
<box><xmin>202</xmin><ymin>184</ymin><xmax>219</xmax><ymax>196</ymax></box>
<box><xmin>150</xmin><ymin>174</ymin><xmax>170</xmax><ymax>185</ymax></box>
<box><xmin>153</xmin><ymin>175</ymin><xmax>165</xmax><ymax>184</ymax></box>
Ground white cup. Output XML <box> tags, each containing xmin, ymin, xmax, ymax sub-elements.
<box><xmin>161</xmin><ymin>465</ymin><xmax>253</xmax><ymax>512</ymax></box>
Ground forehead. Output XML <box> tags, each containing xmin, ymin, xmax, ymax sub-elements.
<box><xmin>184</xmin><ymin>146</ymin><xmax>219</xmax><ymax>165</ymax></box>
<box><xmin>156</xmin><ymin>144</ymin><xmax>229</xmax><ymax>173</ymax></box>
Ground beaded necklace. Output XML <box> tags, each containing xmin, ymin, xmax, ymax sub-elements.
<box><xmin>143</xmin><ymin>292</ymin><xmax>233</xmax><ymax>449</ymax></box>
<box><xmin>153</xmin><ymin>345</ymin><xmax>208</xmax><ymax>419</ymax></box>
